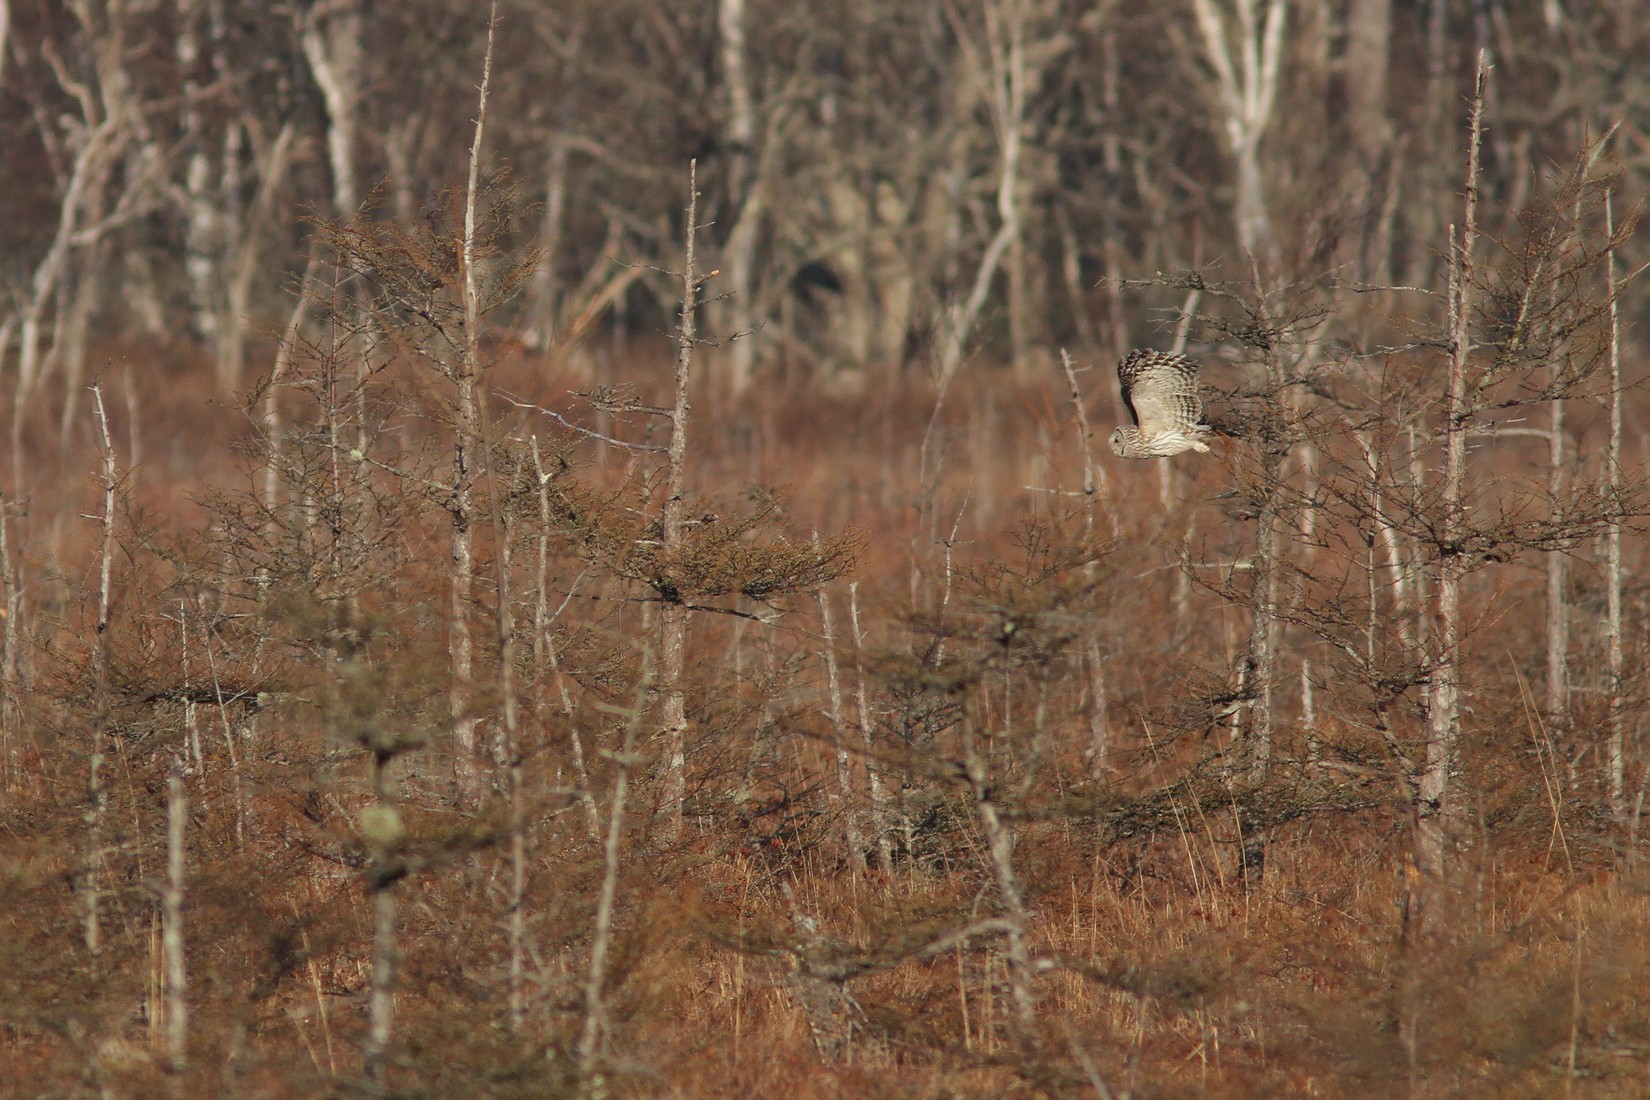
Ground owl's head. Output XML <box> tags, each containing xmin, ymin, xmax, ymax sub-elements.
<box><xmin>1108</xmin><ymin>426</ymin><xmax>1137</xmax><ymax>457</ymax></box>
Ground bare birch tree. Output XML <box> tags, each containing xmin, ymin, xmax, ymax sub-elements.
<box><xmin>161</xmin><ymin>763</ymin><xmax>188</xmax><ymax>1071</ymax></box>
<box><xmin>1605</xmin><ymin>193</ymin><xmax>1626</xmax><ymax>819</ymax></box>
<box><xmin>447</xmin><ymin>9</ymin><xmax>498</xmax><ymax>799</ymax></box>
<box><xmin>84</xmin><ymin>385</ymin><xmax>120</xmax><ymax>957</ymax></box>
<box><xmin>1190</xmin><ymin>0</ymin><xmax>1288</xmax><ymax>264</ymax></box>
<box><xmin>937</xmin><ymin>0</ymin><xmax>1069</xmax><ymax>378</ymax></box>
<box><xmin>1413</xmin><ymin>57</ymin><xmax>1485</xmax><ymax>920</ymax></box>
<box><xmin>717</xmin><ymin>0</ymin><xmax>760</xmax><ymax>394</ymax></box>
<box><xmin>9</xmin><ymin>0</ymin><xmax>157</xmax><ymax>462</ymax></box>
<box><xmin>298</xmin><ymin>0</ymin><xmax>364</xmax><ymax>218</ymax></box>
<box><xmin>657</xmin><ymin>163</ymin><xmax>702</xmax><ymax>839</ymax></box>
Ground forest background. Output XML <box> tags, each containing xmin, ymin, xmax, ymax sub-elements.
<box><xmin>4</xmin><ymin>1</ymin><xmax>1650</xmax><ymax>1097</ymax></box>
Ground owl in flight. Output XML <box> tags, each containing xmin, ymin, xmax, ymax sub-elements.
<box><xmin>1109</xmin><ymin>349</ymin><xmax>1212</xmax><ymax>459</ymax></box>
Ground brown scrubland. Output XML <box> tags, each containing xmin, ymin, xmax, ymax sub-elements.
<box><xmin>5</xmin><ymin>3</ymin><xmax>1650</xmax><ymax>1098</ymax></box>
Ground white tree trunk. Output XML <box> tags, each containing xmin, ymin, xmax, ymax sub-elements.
<box><xmin>1544</xmin><ymin>398</ymin><xmax>1569</xmax><ymax>727</ymax></box>
<box><xmin>718</xmin><ymin>0</ymin><xmax>759</xmax><ymax>394</ymax></box>
<box><xmin>162</xmin><ymin>764</ymin><xmax>189</xmax><ymax>1071</ymax></box>
<box><xmin>300</xmin><ymin>4</ymin><xmax>364</xmax><ymax>217</ymax></box>
<box><xmin>938</xmin><ymin>0</ymin><xmax>1067</xmax><ymax>379</ymax></box>
<box><xmin>1190</xmin><ymin>0</ymin><xmax>1288</xmax><ymax>263</ymax></box>
<box><xmin>177</xmin><ymin>0</ymin><xmax>221</xmax><ymax>345</ymax></box>
<box><xmin>449</xmin><ymin>9</ymin><xmax>497</xmax><ymax>799</ymax></box>
<box><xmin>1416</xmin><ymin>55</ymin><xmax>1486</xmax><ymax>915</ymax></box>
<box><xmin>1605</xmin><ymin>195</ymin><xmax>1625</xmax><ymax>818</ymax></box>
<box><xmin>658</xmin><ymin>163</ymin><xmax>702</xmax><ymax>838</ymax></box>
<box><xmin>817</xmin><ymin>586</ymin><xmax>865</xmax><ymax>871</ymax></box>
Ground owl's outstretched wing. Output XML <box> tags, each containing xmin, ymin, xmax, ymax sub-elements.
<box><xmin>1118</xmin><ymin>350</ymin><xmax>1204</xmax><ymax>437</ymax></box>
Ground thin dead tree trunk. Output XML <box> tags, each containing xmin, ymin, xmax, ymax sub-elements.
<box><xmin>1099</xmin><ymin>24</ymin><xmax>1128</xmax><ymax>357</ymax></box>
<box><xmin>1242</xmin><ymin>319</ymin><xmax>1287</xmax><ymax>787</ymax></box>
<box><xmin>84</xmin><ymin>385</ymin><xmax>118</xmax><ymax>958</ymax></box>
<box><xmin>449</xmin><ymin>8</ymin><xmax>497</xmax><ymax>799</ymax></box>
<box><xmin>1060</xmin><ymin>350</ymin><xmax>1113</xmax><ymax>776</ymax></box>
<box><xmin>503</xmin><ymin>536</ymin><xmax>528</xmax><ymax>1034</ymax></box>
<box><xmin>657</xmin><ymin>162</ymin><xmax>702</xmax><ymax>840</ymax></box>
<box><xmin>577</xmin><ymin>680</ymin><xmax>647</xmax><ymax>1082</ymax></box>
<box><xmin>0</xmin><ymin>490</ymin><xmax>18</xmax><ymax>788</ymax></box>
<box><xmin>162</xmin><ymin>762</ymin><xmax>188</xmax><ymax>1072</ymax></box>
<box><xmin>362</xmin><ymin>756</ymin><xmax>403</xmax><ymax>1085</ymax></box>
<box><xmin>485</xmin><ymin>440</ymin><xmax>526</xmax><ymax>1031</ymax></box>
<box><xmin>847</xmin><ymin>584</ymin><xmax>891</xmax><ymax>872</ymax></box>
<box><xmin>1416</xmin><ymin>53</ymin><xmax>1486</xmax><ymax>920</ymax></box>
<box><xmin>1545</xmin><ymin>395</ymin><xmax>1569</xmax><ymax>729</ymax></box>
<box><xmin>531</xmin><ymin>439</ymin><xmax>602</xmax><ymax>842</ymax></box>
<box><xmin>220</xmin><ymin>122</ymin><xmax>297</xmax><ymax>388</ymax></box>
<box><xmin>1243</xmin><ymin>472</ymin><xmax>1280</xmax><ymax>782</ymax></box>
<box><xmin>1605</xmin><ymin>193</ymin><xmax>1625</xmax><ymax>820</ymax></box>
<box><xmin>525</xmin><ymin>55</ymin><xmax>577</xmax><ymax>352</ymax></box>
<box><xmin>1166</xmin><ymin>290</ymin><xmax>1201</xmax><ymax>632</ymax></box>
<box><xmin>816</xmin><ymin>583</ymin><xmax>864</xmax><ymax>872</ymax></box>
<box><xmin>199</xmin><ymin>597</ymin><xmax>247</xmax><ymax>842</ymax></box>
<box><xmin>960</xmin><ymin>714</ymin><xmax>1037</xmax><ymax>1043</ymax></box>
<box><xmin>1356</xmin><ymin>430</ymin><xmax>1416</xmax><ymax>651</ymax></box>
<box><xmin>263</xmin><ymin>246</ymin><xmax>321</xmax><ymax>518</ymax></box>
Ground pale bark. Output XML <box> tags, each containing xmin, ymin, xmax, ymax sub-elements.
<box><xmin>1544</xmin><ymin>398</ymin><xmax>1569</xmax><ymax>728</ymax></box>
<box><xmin>362</xmin><ymin>774</ymin><xmax>401</xmax><ymax>1085</ymax></box>
<box><xmin>1060</xmin><ymin>349</ymin><xmax>1112</xmax><ymax>776</ymax></box>
<box><xmin>657</xmin><ymin>163</ymin><xmax>701</xmax><ymax>839</ymax></box>
<box><xmin>449</xmin><ymin>9</ymin><xmax>497</xmax><ymax>799</ymax></box>
<box><xmin>1099</xmin><ymin>25</ymin><xmax>1127</xmax><ymax>357</ymax></box>
<box><xmin>0</xmin><ymin>489</ymin><xmax>17</xmax><ymax>787</ymax></box>
<box><xmin>263</xmin><ymin>246</ymin><xmax>319</xmax><ymax>519</ymax></box>
<box><xmin>162</xmin><ymin>763</ymin><xmax>188</xmax><ymax>1071</ymax></box>
<box><xmin>177</xmin><ymin>0</ymin><xmax>220</xmax><ymax>346</ymax></box>
<box><xmin>299</xmin><ymin>2</ymin><xmax>364</xmax><ymax>217</ymax></box>
<box><xmin>1243</xmin><ymin>481</ymin><xmax>1280</xmax><ymax>780</ymax></box>
<box><xmin>816</xmin><ymin>585</ymin><xmax>865</xmax><ymax>871</ymax></box>
<box><xmin>962</xmin><ymin>716</ymin><xmax>1037</xmax><ymax>1040</ymax></box>
<box><xmin>1605</xmin><ymin>194</ymin><xmax>1625</xmax><ymax>819</ymax></box>
<box><xmin>1416</xmin><ymin>55</ymin><xmax>1486</xmax><ymax>911</ymax></box>
<box><xmin>532</xmin><ymin>439</ymin><xmax>603</xmax><ymax>842</ymax></box>
<box><xmin>937</xmin><ymin>0</ymin><xmax>1068</xmax><ymax>378</ymax></box>
<box><xmin>847</xmin><ymin>584</ymin><xmax>891</xmax><ymax>872</ymax></box>
<box><xmin>220</xmin><ymin>122</ymin><xmax>297</xmax><ymax>388</ymax></box>
<box><xmin>717</xmin><ymin>0</ymin><xmax>759</xmax><ymax>393</ymax></box>
<box><xmin>577</xmin><ymin>683</ymin><xmax>647</xmax><ymax>1079</ymax></box>
<box><xmin>1355</xmin><ymin>430</ymin><xmax>1416</xmax><ymax>652</ymax></box>
<box><xmin>11</xmin><ymin>4</ymin><xmax>147</xmax><ymax>466</ymax></box>
<box><xmin>1402</xmin><ymin>0</ymin><xmax>1451</xmax><ymax>288</ymax></box>
<box><xmin>1190</xmin><ymin>0</ymin><xmax>1288</xmax><ymax>263</ymax></box>
<box><xmin>496</xmin><ymin>465</ymin><xmax>526</xmax><ymax>1031</ymax></box>
<box><xmin>85</xmin><ymin>386</ymin><xmax>119</xmax><ymax>957</ymax></box>
<box><xmin>526</xmin><ymin>87</ymin><xmax>575</xmax><ymax>351</ymax></box>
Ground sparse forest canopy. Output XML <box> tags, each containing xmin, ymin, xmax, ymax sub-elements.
<box><xmin>4</xmin><ymin>2</ymin><xmax>1650</xmax><ymax>1097</ymax></box>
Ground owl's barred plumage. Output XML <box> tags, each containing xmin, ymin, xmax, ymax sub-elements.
<box><xmin>1108</xmin><ymin>349</ymin><xmax>1213</xmax><ymax>459</ymax></box>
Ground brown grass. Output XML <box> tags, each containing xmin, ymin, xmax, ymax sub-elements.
<box><xmin>1</xmin><ymin>339</ymin><xmax>1648</xmax><ymax>1099</ymax></box>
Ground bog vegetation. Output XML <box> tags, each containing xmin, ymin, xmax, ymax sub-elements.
<box><xmin>4</xmin><ymin>3</ymin><xmax>1650</xmax><ymax>1098</ymax></box>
